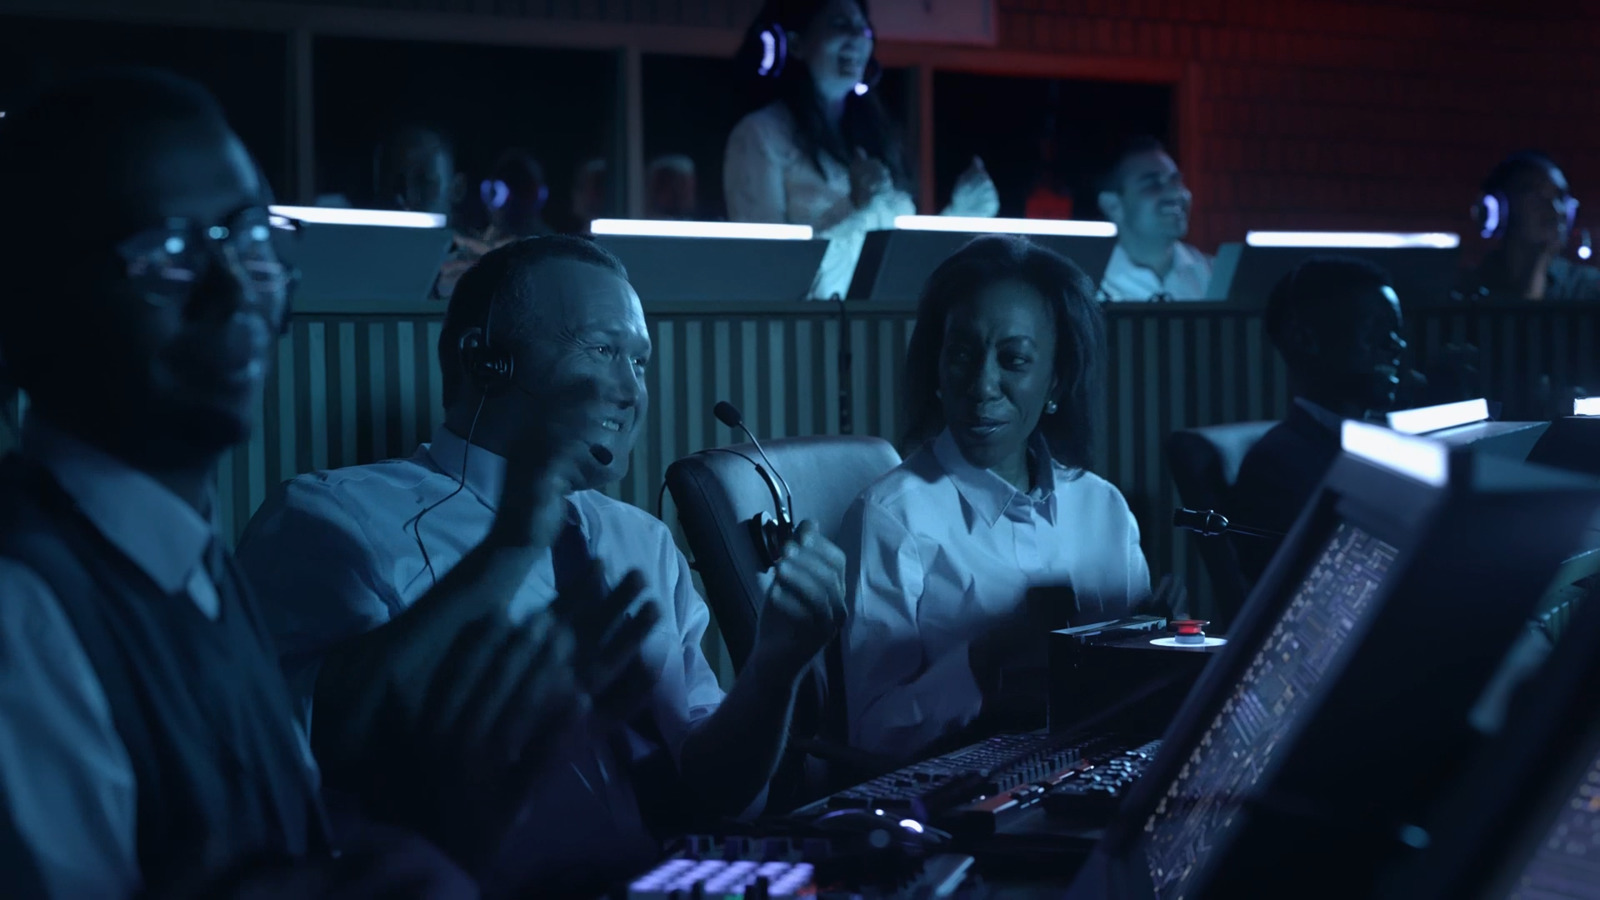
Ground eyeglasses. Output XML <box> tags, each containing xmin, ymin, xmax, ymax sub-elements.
<box><xmin>114</xmin><ymin>206</ymin><xmax>301</xmax><ymax>311</ymax></box>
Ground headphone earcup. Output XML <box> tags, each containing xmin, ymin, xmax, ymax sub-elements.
<box><xmin>750</xmin><ymin>512</ymin><xmax>794</xmax><ymax>571</ymax></box>
<box><xmin>460</xmin><ymin>332</ymin><xmax>513</xmax><ymax>393</ymax></box>
<box><xmin>1474</xmin><ymin>192</ymin><xmax>1507</xmax><ymax>240</ymax></box>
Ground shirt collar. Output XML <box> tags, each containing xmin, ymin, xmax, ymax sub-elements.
<box><xmin>930</xmin><ymin>428</ymin><xmax>1059</xmax><ymax>527</ymax></box>
<box><xmin>420</xmin><ymin>426</ymin><xmax>591</xmax><ymax>535</ymax></box>
<box><xmin>21</xmin><ymin>418</ymin><xmax>215</xmax><ymax>595</ymax></box>
<box><xmin>421</xmin><ymin>424</ymin><xmax>508</xmax><ymax>509</ymax></box>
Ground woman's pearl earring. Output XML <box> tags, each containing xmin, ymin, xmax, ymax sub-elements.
<box><xmin>1045</xmin><ymin>400</ymin><xmax>1058</xmax><ymax>415</ymax></box>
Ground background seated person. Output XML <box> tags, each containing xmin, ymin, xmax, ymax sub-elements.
<box><xmin>723</xmin><ymin>0</ymin><xmax>998</xmax><ymax>300</ymax></box>
<box><xmin>235</xmin><ymin>236</ymin><xmax>846</xmax><ymax>896</ymax></box>
<box><xmin>1457</xmin><ymin>151</ymin><xmax>1600</xmax><ymax>302</ymax></box>
<box><xmin>840</xmin><ymin>235</ymin><xmax>1177</xmax><ymax>763</ymax></box>
<box><xmin>1229</xmin><ymin>256</ymin><xmax>1406</xmax><ymax>586</ymax></box>
<box><xmin>1096</xmin><ymin>136</ymin><xmax>1211</xmax><ymax>301</ymax></box>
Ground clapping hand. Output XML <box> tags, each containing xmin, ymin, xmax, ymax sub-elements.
<box><xmin>849</xmin><ymin>148</ymin><xmax>894</xmax><ymax>209</ymax></box>
<box><xmin>751</xmin><ymin>521</ymin><xmax>848</xmax><ymax>678</ymax></box>
<box><xmin>946</xmin><ymin>157</ymin><xmax>1000</xmax><ymax>218</ymax></box>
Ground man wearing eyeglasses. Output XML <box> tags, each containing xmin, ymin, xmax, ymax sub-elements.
<box><xmin>0</xmin><ymin>68</ymin><xmax>637</xmax><ymax>899</ymax></box>
<box><xmin>1457</xmin><ymin>151</ymin><xmax>1600</xmax><ymax>302</ymax></box>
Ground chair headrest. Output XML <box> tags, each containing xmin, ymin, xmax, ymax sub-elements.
<box><xmin>1167</xmin><ymin>421</ymin><xmax>1277</xmax><ymax>508</ymax></box>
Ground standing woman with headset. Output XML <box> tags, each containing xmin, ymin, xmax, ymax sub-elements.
<box><xmin>724</xmin><ymin>0</ymin><xmax>1000</xmax><ymax>300</ymax></box>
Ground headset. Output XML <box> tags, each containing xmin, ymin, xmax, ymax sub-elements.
<box><xmin>1472</xmin><ymin>151</ymin><xmax>1579</xmax><ymax>241</ymax></box>
<box><xmin>407</xmin><ymin>279</ymin><xmax>510</xmax><ymax>585</ymax></box>
<box><xmin>658</xmin><ymin>401</ymin><xmax>794</xmax><ymax>572</ymax></box>
<box><xmin>480</xmin><ymin>178</ymin><xmax>550</xmax><ymax>214</ymax></box>
<box><xmin>750</xmin><ymin>14</ymin><xmax>881</xmax><ymax>94</ymax></box>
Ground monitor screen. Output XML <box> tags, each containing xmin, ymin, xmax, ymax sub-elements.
<box><xmin>1141</xmin><ymin>521</ymin><xmax>1400</xmax><ymax>898</ymax></box>
<box><xmin>1504</xmin><ymin>745</ymin><xmax>1600</xmax><ymax>899</ymax></box>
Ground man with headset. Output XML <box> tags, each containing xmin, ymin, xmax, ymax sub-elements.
<box><xmin>0</xmin><ymin>67</ymin><xmax>619</xmax><ymax>898</ymax></box>
<box><xmin>1458</xmin><ymin>151</ymin><xmax>1600</xmax><ymax>301</ymax></box>
<box><xmin>236</xmin><ymin>235</ymin><xmax>848</xmax><ymax>895</ymax></box>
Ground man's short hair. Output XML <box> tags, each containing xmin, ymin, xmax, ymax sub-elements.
<box><xmin>0</xmin><ymin>67</ymin><xmax>227</xmax><ymax>377</ymax></box>
<box><xmin>1480</xmin><ymin>150</ymin><xmax>1559</xmax><ymax>196</ymax></box>
<box><xmin>1100</xmin><ymin>135</ymin><xmax>1169</xmax><ymax>195</ymax></box>
<box><xmin>1264</xmin><ymin>255</ymin><xmax>1394</xmax><ymax>356</ymax></box>
<box><xmin>437</xmin><ymin>235</ymin><xmax>630</xmax><ymax>403</ymax></box>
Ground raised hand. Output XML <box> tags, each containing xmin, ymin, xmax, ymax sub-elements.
<box><xmin>946</xmin><ymin>157</ymin><xmax>1000</xmax><ymax>218</ymax></box>
<box><xmin>549</xmin><ymin>565</ymin><xmax>662</xmax><ymax>724</ymax></box>
<box><xmin>751</xmin><ymin>521</ymin><xmax>847</xmax><ymax>677</ymax></box>
<box><xmin>373</xmin><ymin>615</ymin><xmax>588</xmax><ymax>874</ymax></box>
<box><xmin>849</xmin><ymin>148</ymin><xmax>894</xmax><ymax>209</ymax></box>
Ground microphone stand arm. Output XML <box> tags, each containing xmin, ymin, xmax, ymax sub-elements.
<box><xmin>1173</xmin><ymin>508</ymin><xmax>1285</xmax><ymax>541</ymax></box>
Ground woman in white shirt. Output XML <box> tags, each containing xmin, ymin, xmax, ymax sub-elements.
<box><xmin>839</xmin><ymin>235</ymin><xmax>1180</xmax><ymax>761</ymax></box>
<box><xmin>723</xmin><ymin>0</ymin><xmax>1000</xmax><ymax>300</ymax></box>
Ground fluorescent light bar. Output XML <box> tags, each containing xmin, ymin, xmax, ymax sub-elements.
<box><xmin>1576</xmin><ymin>397</ymin><xmax>1600</xmax><ymax>416</ymax></box>
<box><xmin>588</xmin><ymin>219</ymin><xmax>813</xmax><ymax>240</ymax></box>
<box><xmin>1246</xmin><ymin>231</ymin><xmax>1460</xmax><ymax>249</ymax></box>
<box><xmin>267</xmin><ymin>205</ymin><xmax>445</xmax><ymax>228</ymax></box>
<box><xmin>1341</xmin><ymin>420</ymin><xmax>1448</xmax><ymax>487</ymax></box>
<box><xmin>894</xmin><ymin>216</ymin><xmax>1118</xmax><ymax>237</ymax></box>
<box><xmin>1386</xmin><ymin>398</ymin><xmax>1491</xmax><ymax>435</ymax></box>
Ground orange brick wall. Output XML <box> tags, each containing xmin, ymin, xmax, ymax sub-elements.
<box><xmin>993</xmin><ymin>0</ymin><xmax>1600</xmax><ymax>253</ymax></box>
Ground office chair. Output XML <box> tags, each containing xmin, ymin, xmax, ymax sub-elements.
<box><xmin>1166</xmin><ymin>421</ymin><xmax>1276</xmax><ymax>627</ymax></box>
<box><xmin>665</xmin><ymin>435</ymin><xmax>903</xmax><ymax>809</ymax></box>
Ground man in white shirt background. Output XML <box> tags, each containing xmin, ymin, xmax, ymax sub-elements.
<box><xmin>236</xmin><ymin>235</ymin><xmax>849</xmax><ymax>896</ymax></box>
<box><xmin>1096</xmin><ymin>136</ymin><xmax>1213</xmax><ymax>301</ymax></box>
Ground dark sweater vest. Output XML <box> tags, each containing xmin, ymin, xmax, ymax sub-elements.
<box><xmin>0</xmin><ymin>454</ymin><xmax>329</xmax><ymax>894</ymax></box>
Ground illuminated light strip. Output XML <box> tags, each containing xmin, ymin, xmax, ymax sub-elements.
<box><xmin>267</xmin><ymin>205</ymin><xmax>445</xmax><ymax>228</ymax></box>
<box><xmin>894</xmin><ymin>215</ymin><xmax>1118</xmax><ymax>237</ymax></box>
<box><xmin>588</xmin><ymin>219</ymin><xmax>814</xmax><ymax>240</ymax></box>
<box><xmin>1341</xmin><ymin>420</ymin><xmax>1449</xmax><ymax>487</ymax></box>
<box><xmin>1386</xmin><ymin>398</ymin><xmax>1491</xmax><ymax>435</ymax></box>
<box><xmin>1245</xmin><ymin>231</ymin><xmax>1460</xmax><ymax>249</ymax></box>
<box><xmin>1576</xmin><ymin>397</ymin><xmax>1600</xmax><ymax>416</ymax></box>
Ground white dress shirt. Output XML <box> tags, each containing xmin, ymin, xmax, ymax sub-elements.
<box><xmin>1099</xmin><ymin>241</ymin><xmax>1214</xmax><ymax>301</ymax></box>
<box><xmin>234</xmin><ymin>424</ymin><xmax>729</xmax><ymax>885</ymax></box>
<box><xmin>0</xmin><ymin>421</ymin><xmax>256</xmax><ymax>899</ymax></box>
<box><xmin>840</xmin><ymin>429</ymin><xmax>1151</xmax><ymax>760</ymax></box>
<box><xmin>724</xmin><ymin>102</ymin><xmax>916</xmax><ymax>300</ymax></box>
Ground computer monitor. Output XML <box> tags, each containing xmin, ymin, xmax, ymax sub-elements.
<box><xmin>1387</xmin><ymin>399</ymin><xmax>1550</xmax><ymax>462</ymax></box>
<box><xmin>1527</xmin><ymin>416</ymin><xmax>1600</xmax><ymax>478</ymax></box>
<box><xmin>847</xmin><ymin>230</ymin><xmax>1116</xmax><ymax>302</ymax></box>
<box><xmin>1206</xmin><ymin>240</ymin><xmax>1461</xmax><ymax>306</ymax></box>
<box><xmin>279</xmin><ymin>219</ymin><xmax>454</xmax><ymax>313</ymax></box>
<box><xmin>591</xmin><ymin>233</ymin><xmax>829</xmax><ymax>304</ymax></box>
<box><xmin>1370</xmin><ymin>581</ymin><xmax>1600</xmax><ymax>900</ymax></box>
<box><xmin>1065</xmin><ymin>422</ymin><xmax>1600</xmax><ymax>900</ymax></box>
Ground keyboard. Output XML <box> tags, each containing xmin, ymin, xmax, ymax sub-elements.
<box><xmin>817</xmin><ymin>732</ymin><xmax>1159</xmax><ymax>838</ymax></box>
<box><xmin>1039</xmin><ymin>739</ymin><xmax>1163</xmax><ymax>823</ymax></box>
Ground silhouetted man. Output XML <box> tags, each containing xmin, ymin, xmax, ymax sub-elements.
<box><xmin>1459</xmin><ymin>151</ymin><xmax>1600</xmax><ymax>301</ymax></box>
<box><xmin>1097</xmin><ymin>137</ymin><xmax>1211</xmax><ymax>301</ymax></box>
<box><xmin>1229</xmin><ymin>257</ymin><xmax>1406</xmax><ymax>584</ymax></box>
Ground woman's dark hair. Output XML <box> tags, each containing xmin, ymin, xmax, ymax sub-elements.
<box><xmin>902</xmin><ymin>235</ymin><xmax>1106</xmax><ymax>475</ymax></box>
<box><xmin>733</xmin><ymin>0</ymin><xmax>907</xmax><ymax>189</ymax></box>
